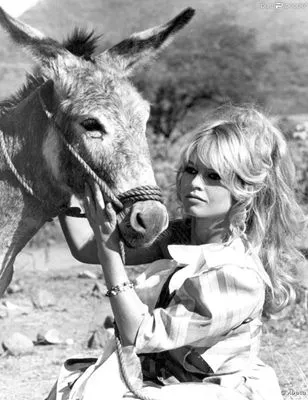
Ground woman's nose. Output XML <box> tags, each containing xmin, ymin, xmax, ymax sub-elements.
<box><xmin>191</xmin><ymin>173</ymin><xmax>206</xmax><ymax>189</ymax></box>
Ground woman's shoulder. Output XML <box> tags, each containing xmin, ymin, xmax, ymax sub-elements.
<box><xmin>201</xmin><ymin>238</ymin><xmax>273</xmax><ymax>289</ymax></box>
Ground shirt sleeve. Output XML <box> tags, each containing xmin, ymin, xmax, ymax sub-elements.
<box><xmin>134</xmin><ymin>259</ymin><xmax>179</xmax><ymax>311</ymax></box>
<box><xmin>134</xmin><ymin>263</ymin><xmax>265</xmax><ymax>353</ymax></box>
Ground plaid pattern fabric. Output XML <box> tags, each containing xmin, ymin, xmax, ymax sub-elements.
<box><xmin>134</xmin><ymin>238</ymin><xmax>271</xmax><ymax>383</ymax></box>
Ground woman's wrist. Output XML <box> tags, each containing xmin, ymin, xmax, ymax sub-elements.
<box><xmin>99</xmin><ymin>250</ymin><xmax>130</xmax><ymax>295</ymax></box>
<box><xmin>97</xmin><ymin>244</ymin><xmax>121</xmax><ymax>264</ymax></box>
<box><xmin>97</xmin><ymin>234</ymin><xmax>120</xmax><ymax>254</ymax></box>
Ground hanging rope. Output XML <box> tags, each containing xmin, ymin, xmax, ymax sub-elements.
<box><xmin>114</xmin><ymin>244</ymin><xmax>159</xmax><ymax>400</ymax></box>
<box><xmin>0</xmin><ymin>122</ymin><xmax>164</xmax><ymax>400</ymax></box>
<box><xmin>114</xmin><ymin>325</ymin><xmax>158</xmax><ymax>400</ymax></box>
<box><xmin>114</xmin><ymin>222</ymin><xmax>162</xmax><ymax>400</ymax></box>
<box><xmin>51</xmin><ymin>123</ymin><xmax>164</xmax><ymax>400</ymax></box>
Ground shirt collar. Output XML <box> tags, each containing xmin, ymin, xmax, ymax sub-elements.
<box><xmin>168</xmin><ymin>238</ymin><xmax>273</xmax><ymax>289</ymax></box>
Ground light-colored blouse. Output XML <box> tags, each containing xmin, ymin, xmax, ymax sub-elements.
<box><xmin>133</xmin><ymin>238</ymin><xmax>282</xmax><ymax>398</ymax></box>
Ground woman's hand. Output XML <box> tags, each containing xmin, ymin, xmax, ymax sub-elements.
<box><xmin>84</xmin><ymin>181</ymin><xmax>120</xmax><ymax>255</ymax></box>
<box><xmin>84</xmin><ymin>184</ymin><xmax>149</xmax><ymax>348</ymax></box>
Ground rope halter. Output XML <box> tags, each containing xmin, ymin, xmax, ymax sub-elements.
<box><xmin>54</xmin><ymin>123</ymin><xmax>163</xmax><ymax>211</ymax></box>
<box><xmin>0</xmin><ymin>115</ymin><xmax>164</xmax><ymax>215</ymax></box>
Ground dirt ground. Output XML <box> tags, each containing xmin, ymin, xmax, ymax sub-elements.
<box><xmin>0</xmin><ymin>244</ymin><xmax>308</xmax><ymax>400</ymax></box>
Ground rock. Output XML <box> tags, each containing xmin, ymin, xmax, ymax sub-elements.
<box><xmin>6</xmin><ymin>280</ymin><xmax>24</xmax><ymax>295</ymax></box>
<box><xmin>87</xmin><ymin>327</ymin><xmax>114</xmax><ymax>349</ymax></box>
<box><xmin>35</xmin><ymin>329</ymin><xmax>63</xmax><ymax>345</ymax></box>
<box><xmin>0</xmin><ymin>300</ymin><xmax>33</xmax><ymax>317</ymax></box>
<box><xmin>103</xmin><ymin>315</ymin><xmax>114</xmax><ymax>329</ymax></box>
<box><xmin>2</xmin><ymin>332</ymin><xmax>34</xmax><ymax>356</ymax></box>
<box><xmin>78</xmin><ymin>270</ymin><xmax>98</xmax><ymax>279</ymax></box>
<box><xmin>31</xmin><ymin>289</ymin><xmax>56</xmax><ymax>309</ymax></box>
<box><xmin>91</xmin><ymin>281</ymin><xmax>106</xmax><ymax>298</ymax></box>
<box><xmin>0</xmin><ymin>306</ymin><xmax>8</xmax><ymax>319</ymax></box>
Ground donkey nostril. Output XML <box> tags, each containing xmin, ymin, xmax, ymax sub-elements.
<box><xmin>130</xmin><ymin>209</ymin><xmax>148</xmax><ymax>233</ymax></box>
<box><xmin>136</xmin><ymin>212</ymin><xmax>146</xmax><ymax>230</ymax></box>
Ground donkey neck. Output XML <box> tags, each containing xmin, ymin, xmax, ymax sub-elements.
<box><xmin>0</xmin><ymin>89</ymin><xmax>69</xmax><ymax>295</ymax></box>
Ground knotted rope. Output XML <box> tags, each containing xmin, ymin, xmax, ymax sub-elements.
<box><xmin>0</xmin><ymin>123</ymin><xmax>163</xmax><ymax>400</ymax></box>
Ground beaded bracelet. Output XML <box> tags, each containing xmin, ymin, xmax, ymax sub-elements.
<box><xmin>105</xmin><ymin>281</ymin><xmax>135</xmax><ymax>297</ymax></box>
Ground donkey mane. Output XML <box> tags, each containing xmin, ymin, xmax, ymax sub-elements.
<box><xmin>0</xmin><ymin>74</ymin><xmax>45</xmax><ymax>116</ymax></box>
<box><xmin>0</xmin><ymin>28</ymin><xmax>101</xmax><ymax>116</ymax></box>
<box><xmin>62</xmin><ymin>28</ymin><xmax>101</xmax><ymax>61</ymax></box>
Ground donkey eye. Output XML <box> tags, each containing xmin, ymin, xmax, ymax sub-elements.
<box><xmin>81</xmin><ymin>118</ymin><xmax>105</xmax><ymax>133</ymax></box>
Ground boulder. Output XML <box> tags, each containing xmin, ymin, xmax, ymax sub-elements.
<box><xmin>36</xmin><ymin>328</ymin><xmax>63</xmax><ymax>345</ymax></box>
<box><xmin>91</xmin><ymin>281</ymin><xmax>106</xmax><ymax>298</ymax></box>
<box><xmin>87</xmin><ymin>327</ymin><xmax>114</xmax><ymax>349</ymax></box>
<box><xmin>78</xmin><ymin>270</ymin><xmax>98</xmax><ymax>279</ymax></box>
<box><xmin>2</xmin><ymin>332</ymin><xmax>34</xmax><ymax>356</ymax></box>
<box><xmin>31</xmin><ymin>289</ymin><xmax>56</xmax><ymax>309</ymax></box>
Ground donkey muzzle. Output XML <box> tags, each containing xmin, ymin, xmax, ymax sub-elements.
<box><xmin>118</xmin><ymin>200</ymin><xmax>168</xmax><ymax>248</ymax></box>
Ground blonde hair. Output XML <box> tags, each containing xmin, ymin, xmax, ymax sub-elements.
<box><xmin>176</xmin><ymin>104</ymin><xmax>306</xmax><ymax>315</ymax></box>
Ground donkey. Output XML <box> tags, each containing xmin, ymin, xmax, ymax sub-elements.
<box><xmin>0</xmin><ymin>8</ymin><xmax>195</xmax><ymax>296</ymax></box>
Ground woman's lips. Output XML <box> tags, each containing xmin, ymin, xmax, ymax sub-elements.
<box><xmin>185</xmin><ymin>194</ymin><xmax>207</xmax><ymax>203</ymax></box>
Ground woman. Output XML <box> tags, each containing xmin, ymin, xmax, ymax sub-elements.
<box><xmin>54</xmin><ymin>105</ymin><xmax>305</xmax><ymax>400</ymax></box>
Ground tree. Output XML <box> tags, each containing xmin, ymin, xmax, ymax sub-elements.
<box><xmin>135</xmin><ymin>9</ymin><xmax>268</xmax><ymax>137</ymax></box>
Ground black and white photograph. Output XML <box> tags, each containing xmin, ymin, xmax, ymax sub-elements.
<box><xmin>0</xmin><ymin>1</ymin><xmax>307</xmax><ymax>399</ymax></box>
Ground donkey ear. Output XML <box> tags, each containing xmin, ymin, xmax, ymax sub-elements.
<box><xmin>37</xmin><ymin>79</ymin><xmax>58</xmax><ymax>118</ymax></box>
<box><xmin>100</xmin><ymin>8</ymin><xmax>195</xmax><ymax>73</ymax></box>
<box><xmin>0</xmin><ymin>7</ymin><xmax>68</xmax><ymax>61</ymax></box>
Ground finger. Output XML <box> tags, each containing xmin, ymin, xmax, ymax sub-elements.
<box><xmin>105</xmin><ymin>202</ymin><xmax>117</xmax><ymax>223</ymax></box>
<box><xmin>91</xmin><ymin>181</ymin><xmax>106</xmax><ymax>211</ymax></box>
<box><xmin>84</xmin><ymin>182</ymin><xmax>96</xmax><ymax>216</ymax></box>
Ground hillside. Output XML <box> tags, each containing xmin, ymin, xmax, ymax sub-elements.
<box><xmin>0</xmin><ymin>0</ymin><xmax>308</xmax><ymax>112</ymax></box>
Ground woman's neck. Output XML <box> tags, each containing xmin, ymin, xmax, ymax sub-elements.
<box><xmin>190</xmin><ymin>217</ymin><xmax>230</xmax><ymax>245</ymax></box>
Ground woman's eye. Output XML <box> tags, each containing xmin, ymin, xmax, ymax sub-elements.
<box><xmin>207</xmin><ymin>172</ymin><xmax>221</xmax><ymax>181</ymax></box>
<box><xmin>81</xmin><ymin>118</ymin><xmax>105</xmax><ymax>134</ymax></box>
<box><xmin>184</xmin><ymin>165</ymin><xmax>198</xmax><ymax>175</ymax></box>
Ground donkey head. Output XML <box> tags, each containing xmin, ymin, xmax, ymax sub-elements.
<box><xmin>0</xmin><ymin>8</ymin><xmax>195</xmax><ymax>247</ymax></box>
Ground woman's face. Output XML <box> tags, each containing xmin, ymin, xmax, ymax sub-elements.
<box><xmin>179</xmin><ymin>155</ymin><xmax>232</xmax><ymax>221</ymax></box>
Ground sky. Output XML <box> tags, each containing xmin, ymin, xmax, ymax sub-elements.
<box><xmin>0</xmin><ymin>0</ymin><xmax>40</xmax><ymax>17</ymax></box>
